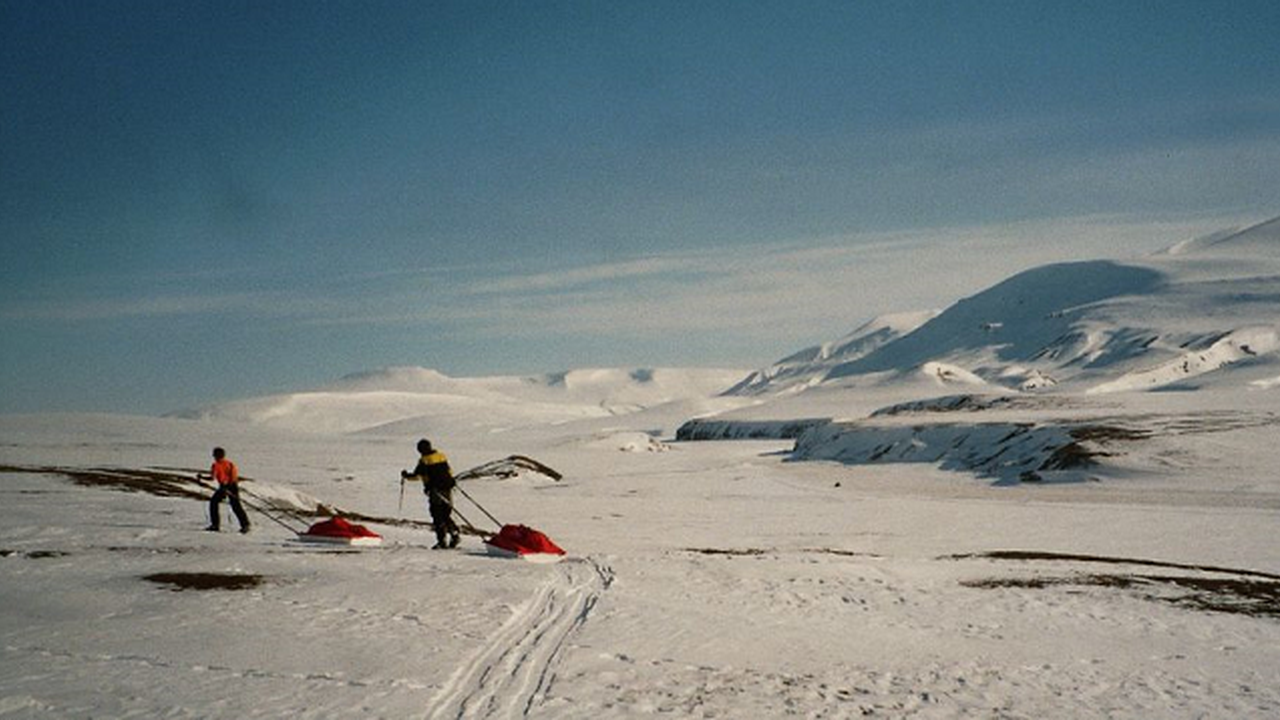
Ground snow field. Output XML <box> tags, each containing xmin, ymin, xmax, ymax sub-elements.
<box><xmin>3</xmin><ymin>409</ymin><xmax>1279</xmax><ymax>718</ymax></box>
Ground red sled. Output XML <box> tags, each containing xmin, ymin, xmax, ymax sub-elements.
<box><xmin>298</xmin><ymin>516</ymin><xmax>383</xmax><ymax>547</ymax></box>
<box><xmin>484</xmin><ymin>524</ymin><xmax>566</xmax><ymax>563</ymax></box>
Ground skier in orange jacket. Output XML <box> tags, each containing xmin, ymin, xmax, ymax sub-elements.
<box><xmin>205</xmin><ymin>447</ymin><xmax>250</xmax><ymax>533</ymax></box>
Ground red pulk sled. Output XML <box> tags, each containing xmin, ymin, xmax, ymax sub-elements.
<box><xmin>298</xmin><ymin>516</ymin><xmax>383</xmax><ymax>547</ymax></box>
<box><xmin>452</xmin><ymin>483</ymin><xmax>566</xmax><ymax>563</ymax></box>
<box><xmin>484</xmin><ymin>523</ymin><xmax>566</xmax><ymax>564</ymax></box>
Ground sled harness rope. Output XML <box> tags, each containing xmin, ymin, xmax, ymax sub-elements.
<box><xmin>191</xmin><ymin>474</ymin><xmax>310</xmax><ymax>534</ymax></box>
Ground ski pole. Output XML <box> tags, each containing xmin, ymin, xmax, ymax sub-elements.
<box><xmin>234</xmin><ymin>482</ymin><xmax>316</xmax><ymax>534</ymax></box>
<box><xmin>454</xmin><ymin>485</ymin><xmax>503</xmax><ymax>529</ymax></box>
<box><xmin>445</xmin><ymin>500</ymin><xmax>479</xmax><ymax>535</ymax></box>
<box><xmin>429</xmin><ymin>490</ymin><xmax>486</xmax><ymax>537</ymax></box>
<box><xmin>398</xmin><ymin>476</ymin><xmax>406</xmax><ymax>513</ymax></box>
<box><xmin>236</xmin><ymin>487</ymin><xmax>309</xmax><ymax>534</ymax></box>
<box><xmin>246</xmin><ymin>499</ymin><xmax>305</xmax><ymax>534</ymax></box>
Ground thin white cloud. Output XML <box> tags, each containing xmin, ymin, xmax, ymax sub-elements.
<box><xmin>356</xmin><ymin>213</ymin><xmax>1254</xmax><ymax>345</ymax></box>
<box><xmin>0</xmin><ymin>292</ymin><xmax>271</xmax><ymax>322</ymax></box>
<box><xmin>462</xmin><ymin>256</ymin><xmax>695</xmax><ymax>295</ymax></box>
<box><xmin>0</xmin><ymin>286</ymin><xmax>366</xmax><ymax>323</ymax></box>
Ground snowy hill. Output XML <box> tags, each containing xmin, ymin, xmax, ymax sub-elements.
<box><xmin>735</xmin><ymin>216</ymin><xmax>1280</xmax><ymax>397</ymax></box>
<box><xmin>679</xmin><ymin>218</ymin><xmax>1280</xmax><ymax>485</ymax></box>
<box><xmin>724</xmin><ymin>311</ymin><xmax>938</xmax><ymax>396</ymax></box>
<box><xmin>172</xmin><ymin>367</ymin><xmax>747</xmax><ymax>435</ymax></box>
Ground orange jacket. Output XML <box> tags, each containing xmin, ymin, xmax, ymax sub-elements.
<box><xmin>211</xmin><ymin>458</ymin><xmax>239</xmax><ymax>485</ymax></box>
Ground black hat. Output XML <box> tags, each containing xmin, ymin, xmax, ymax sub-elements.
<box><xmin>417</xmin><ymin>439</ymin><xmax>432</xmax><ymax>454</ymax></box>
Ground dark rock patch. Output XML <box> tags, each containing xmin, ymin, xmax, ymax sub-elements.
<box><xmin>144</xmin><ymin>572</ymin><xmax>265</xmax><ymax>592</ymax></box>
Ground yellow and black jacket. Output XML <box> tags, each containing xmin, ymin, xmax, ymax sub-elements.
<box><xmin>408</xmin><ymin>451</ymin><xmax>455</xmax><ymax>500</ymax></box>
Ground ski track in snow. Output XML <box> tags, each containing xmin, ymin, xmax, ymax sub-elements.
<box><xmin>424</xmin><ymin>556</ymin><xmax>614</xmax><ymax>719</ymax></box>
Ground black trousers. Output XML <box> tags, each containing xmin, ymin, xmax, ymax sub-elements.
<box><xmin>428</xmin><ymin>494</ymin><xmax>458</xmax><ymax>544</ymax></box>
<box><xmin>209</xmin><ymin>483</ymin><xmax>250</xmax><ymax>530</ymax></box>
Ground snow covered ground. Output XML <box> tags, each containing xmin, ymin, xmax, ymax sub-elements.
<box><xmin>3</xmin><ymin>411</ymin><xmax>1277</xmax><ymax>719</ymax></box>
<box><xmin>3</xmin><ymin>220</ymin><xmax>1279</xmax><ymax>718</ymax></box>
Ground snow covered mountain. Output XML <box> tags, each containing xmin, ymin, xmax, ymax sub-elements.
<box><xmin>172</xmin><ymin>367</ymin><xmax>747</xmax><ymax>435</ymax></box>
<box><xmin>680</xmin><ymin>217</ymin><xmax>1280</xmax><ymax>485</ymax></box>
<box><xmin>724</xmin><ymin>311</ymin><xmax>939</xmax><ymax>396</ymax></box>
<box><xmin>735</xmin><ymin>216</ymin><xmax>1280</xmax><ymax>397</ymax></box>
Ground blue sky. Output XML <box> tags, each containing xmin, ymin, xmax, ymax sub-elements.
<box><xmin>2</xmin><ymin>1</ymin><xmax>1279</xmax><ymax>414</ymax></box>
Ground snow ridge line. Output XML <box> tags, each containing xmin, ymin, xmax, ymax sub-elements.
<box><xmin>424</xmin><ymin>557</ymin><xmax>612</xmax><ymax>719</ymax></box>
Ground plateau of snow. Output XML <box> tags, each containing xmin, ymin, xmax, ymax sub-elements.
<box><xmin>2</xmin><ymin>219</ymin><xmax>1279</xmax><ymax>718</ymax></box>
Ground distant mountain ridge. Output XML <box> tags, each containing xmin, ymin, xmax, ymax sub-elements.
<box><xmin>173</xmin><ymin>366</ymin><xmax>747</xmax><ymax>434</ymax></box>
<box><xmin>1162</xmin><ymin>215</ymin><xmax>1280</xmax><ymax>256</ymax></box>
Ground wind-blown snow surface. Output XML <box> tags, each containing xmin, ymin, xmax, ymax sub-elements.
<box><xmin>4</xmin><ymin>222</ymin><xmax>1280</xmax><ymax>718</ymax></box>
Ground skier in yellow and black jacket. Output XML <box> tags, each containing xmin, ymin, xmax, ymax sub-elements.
<box><xmin>402</xmin><ymin>439</ymin><xmax>460</xmax><ymax>549</ymax></box>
